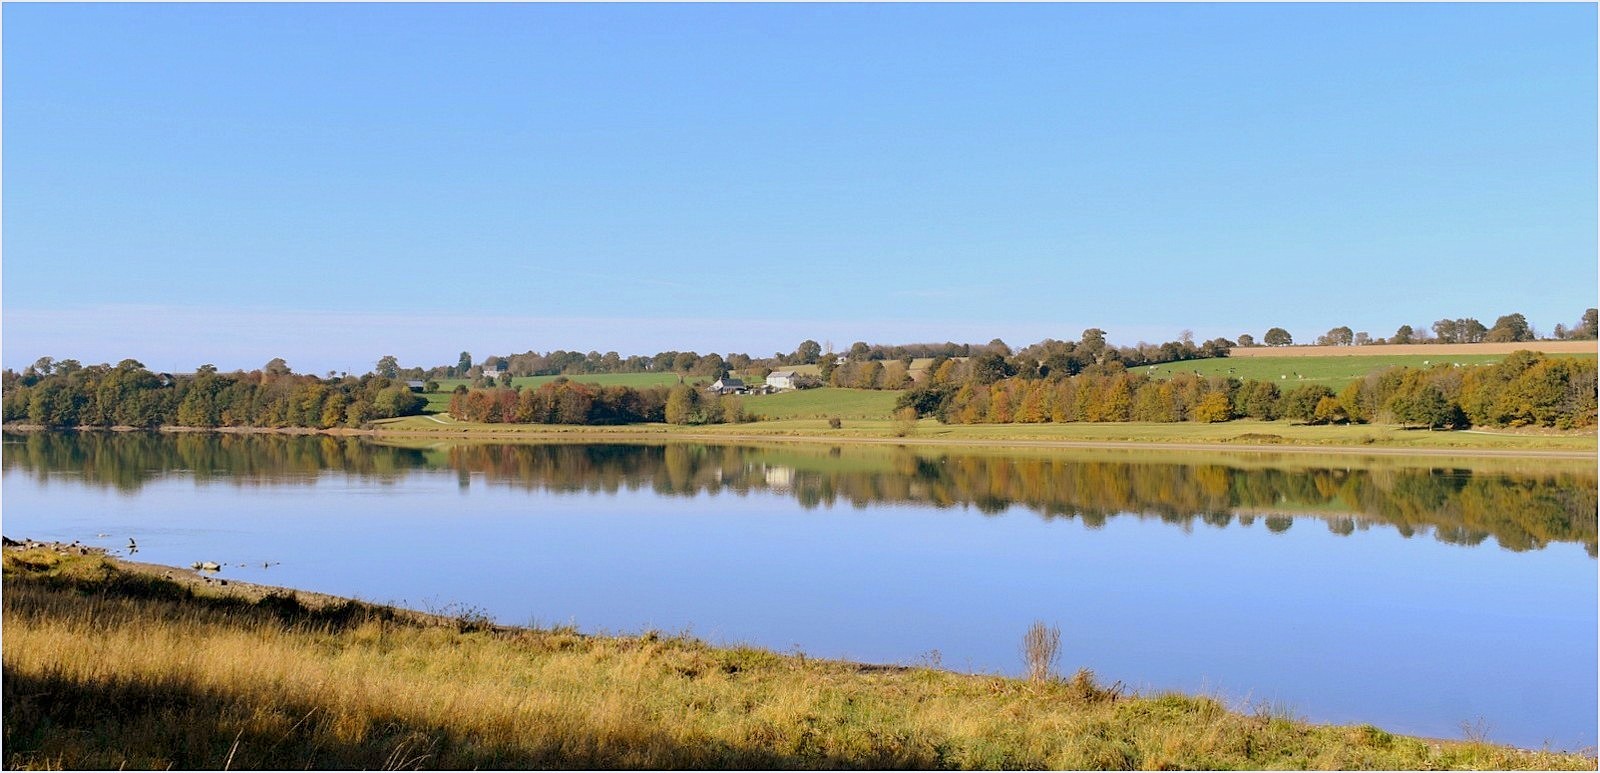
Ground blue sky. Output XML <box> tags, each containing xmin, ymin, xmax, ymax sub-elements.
<box><xmin>4</xmin><ymin>3</ymin><xmax>1595</xmax><ymax>374</ymax></box>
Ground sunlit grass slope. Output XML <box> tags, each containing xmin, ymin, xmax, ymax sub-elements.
<box><xmin>741</xmin><ymin>387</ymin><xmax>902</xmax><ymax>419</ymax></box>
<box><xmin>3</xmin><ymin>548</ymin><xmax>1592</xmax><ymax>770</ymax></box>
<box><xmin>1147</xmin><ymin>352</ymin><xmax>1597</xmax><ymax>390</ymax></box>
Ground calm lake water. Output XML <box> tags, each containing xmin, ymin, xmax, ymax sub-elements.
<box><xmin>2</xmin><ymin>432</ymin><xmax>1595</xmax><ymax>750</ymax></box>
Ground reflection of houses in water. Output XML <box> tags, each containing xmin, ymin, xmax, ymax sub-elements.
<box><xmin>763</xmin><ymin>465</ymin><xmax>795</xmax><ymax>491</ymax></box>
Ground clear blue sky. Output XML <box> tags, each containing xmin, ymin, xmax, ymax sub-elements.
<box><xmin>4</xmin><ymin>3</ymin><xmax>1595</xmax><ymax>374</ymax></box>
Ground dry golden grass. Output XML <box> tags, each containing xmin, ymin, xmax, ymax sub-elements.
<box><xmin>4</xmin><ymin>547</ymin><xmax>1594</xmax><ymax>770</ymax></box>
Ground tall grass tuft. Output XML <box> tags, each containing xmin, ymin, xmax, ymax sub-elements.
<box><xmin>1022</xmin><ymin>620</ymin><xmax>1062</xmax><ymax>683</ymax></box>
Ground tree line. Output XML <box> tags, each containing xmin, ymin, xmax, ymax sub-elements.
<box><xmin>816</xmin><ymin>329</ymin><xmax>1234</xmax><ymax>391</ymax></box>
<box><xmin>900</xmin><ymin>350</ymin><xmax>1596</xmax><ymax>430</ymax></box>
<box><xmin>1240</xmin><ymin>308</ymin><xmax>1597</xmax><ymax>348</ymax></box>
<box><xmin>2</xmin><ymin>359</ymin><xmax>425</xmax><ymax>429</ymax></box>
<box><xmin>345</xmin><ymin>306</ymin><xmax>1596</xmax><ymax>388</ymax></box>
<box><xmin>444</xmin><ymin>380</ymin><xmax>749</xmax><ymax>426</ymax></box>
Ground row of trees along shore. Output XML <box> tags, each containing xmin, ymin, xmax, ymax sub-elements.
<box><xmin>2</xmin><ymin>359</ymin><xmax>425</xmax><ymax>429</ymax></box>
<box><xmin>902</xmin><ymin>350</ymin><xmax>1596</xmax><ymax>430</ymax></box>
<box><xmin>3</xmin><ymin>346</ymin><xmax>1593</xmax><ymax>431</ymax></box>
<box><xmin>446</xmin><ymin>380</ymin><xmax>749</xmax><ymax>426</ymax></box>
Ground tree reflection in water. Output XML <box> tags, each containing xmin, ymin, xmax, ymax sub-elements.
<box><xmin>4</xmin><ymin>432</ymin><xmax>1593</xmax><ymax>555</ymax></box>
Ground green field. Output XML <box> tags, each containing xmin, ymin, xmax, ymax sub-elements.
<box><xmin>1145</xmin><ymin>352</ymin><xmax>1597</xmax><ymax>390</ymax></box>
<box><xmin>740</xmin><ymin>387</ymin><xmax>900</xmax><ymax>420</ymax></box>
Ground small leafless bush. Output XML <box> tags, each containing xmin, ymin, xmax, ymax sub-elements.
<box><xmin>1022</xmin><ymin>620</ymin><xmax>1061</xmax><ymax>682</ymax></box>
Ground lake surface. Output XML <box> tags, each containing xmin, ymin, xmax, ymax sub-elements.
<box><xmin>2</xmin><ymin>432</ymin><xmax>1595</xmax><ymax>750</ymax></box>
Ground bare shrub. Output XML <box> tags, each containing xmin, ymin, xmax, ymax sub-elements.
<box><xmin>892</xmin><ymin>406</ymin><xmax>918</xmax><ymax>437</ymax></box>
<box><xmin>1022</xmin><ymin>620</ymin><xmax>1061</xmax><ymax>682</ymax></box>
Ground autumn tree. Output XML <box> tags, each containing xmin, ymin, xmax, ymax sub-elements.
<box><xmin>1263</xmin><ymin>328</ymin><xmax>1292</xmax><ymax>347</ymax></box>
<box><xmin>1193</xmin><ymin>391</ymin><xmax>1233</xmax><ymax>423</ymax></box>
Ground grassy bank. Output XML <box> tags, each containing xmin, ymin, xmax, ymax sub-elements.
<box><xmin>3</xmin><ymin>547</ymin><xmax>1592</xmax><ymax>770</ymax></box>
<box><xmin>1147</xmin><ymin>351</ymin><xmax>1596</xmax><ymax>391</ymax></box>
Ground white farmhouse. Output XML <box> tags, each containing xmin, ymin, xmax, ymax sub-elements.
<box><xmin>708</xmin><ymin>377</ymin><xmax>745</xmax><ymax>395</ymax></box>
<box><xmin>766</xmin><ymin>370</ymin><xmax>801</xmax><ymax>390</ymax></box>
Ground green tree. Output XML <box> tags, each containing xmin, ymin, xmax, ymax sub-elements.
<box><xmin>1079</xmin><ymin>329</ymin><xmax>1108</xmax><ymax>361</ymax></box>
<box><xmin>665</xmin><ymin>384</ymin><xmax>697</xmax><ymax>425</ymax></box>
<box><xmin>1582</xmin><ymin>308</ymin><xmax>1599</xmax><ymax>339</ymax></box>
<box><xmin>1263</xmin><ymin>327</ymin><xmax>1292</xmax><ymax>347</ymax></box>
<box><xmin>1431</xmin><ymin>319</ymin><xmax>1459</xmax><ymax>343</ymax></box>
<box><xmin>1236</xmin><ymin>333</ymin><xmax>1256</xmax><ymax>347</ymax></box>
<box><xmin>1486</xmin><ymin>313</ymin><xmax>1534</xmax><ymax>343</ymax></box>
<box><xmin>794</xmin><ymin>340</ymin><xmax>823</xmax><ymax>365</ymax></box>
<box><xmin>856</xmin><ymin>361</ymin><xmax>884</xmax><ymax>389</ymax></box>
<box><xmin>375</xmin><ymin>355</ymin><xmax>400</xmax><ymax>379</ymax></box>
<box><xmin>969</xmin><ymin>352</ymin><xmax>1014</xmax><ymax>385</ymax></box>
<box><xmin>1233</xmin><ymin>380</ymin><xmax>1281</xmax><ymax>420</ymax></box>
<box><xmin>1280</xmin><ymin>384</ymin><xmax>1335</xmax><ymax>422</ymax></box>
<box><xmin>1393</xmin><ymin>325</ymin><xmax>1414</xmax><ymax>344</ymax></box>
<box><xmin>1456</xmin><ymin>318</ymin><xmax>1487</xmax><ymax>343</ymax></box>
<box><xmin>1317</xmin><ymin>326</ymin><xmax>1354</xmax><ymax>346</ymax></box>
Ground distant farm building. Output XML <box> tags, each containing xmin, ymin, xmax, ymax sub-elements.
<box><xmin>406</xmin><ymin>380</ymin><xmax>427</xmax><ymax>392</ymax></box>
<box><xmin>766</xmin><ymin>370</ymin><xmax>801</xmax><ymax>390</ymax></box>
<box><xmin>708</xmin><ymin>377</ymin><xmax>745</xmax><ymax>395</ymax></box>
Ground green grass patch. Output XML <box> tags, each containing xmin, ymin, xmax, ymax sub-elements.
<box><xmin>1146</xmin><ymin>352</ymin><xmax>1596</xmax><ymax>390</ymax></box>
<box><xmin>741</xmin><ymin>388</ymin><xmax>901</xmax><ymax>420</ymax></box>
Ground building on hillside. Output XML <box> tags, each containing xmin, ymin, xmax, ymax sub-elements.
<box><xmin>406</xmin><ymin>380</ymin><xmax>427</xmax><ymax>392</ymax></box>
<box><xmin>708</xmin><ymin>377</ymin><xmax>746</xmax><ymax>395</ymax></box>
<box><xmin>766</xmin><ymin>370</ymin><xmax>801</xmax><ymax>390</ymax></box>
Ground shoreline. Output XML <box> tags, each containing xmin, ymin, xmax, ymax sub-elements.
<box><xmin>3</xmin><ymin>540</ymin><xmax>1593</xmax><ymax>767</ymax></box>
<box><xmin>5</xmin><ymin>421</ymin><xmax>1594</xmax><ymax>460</ymax></box>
